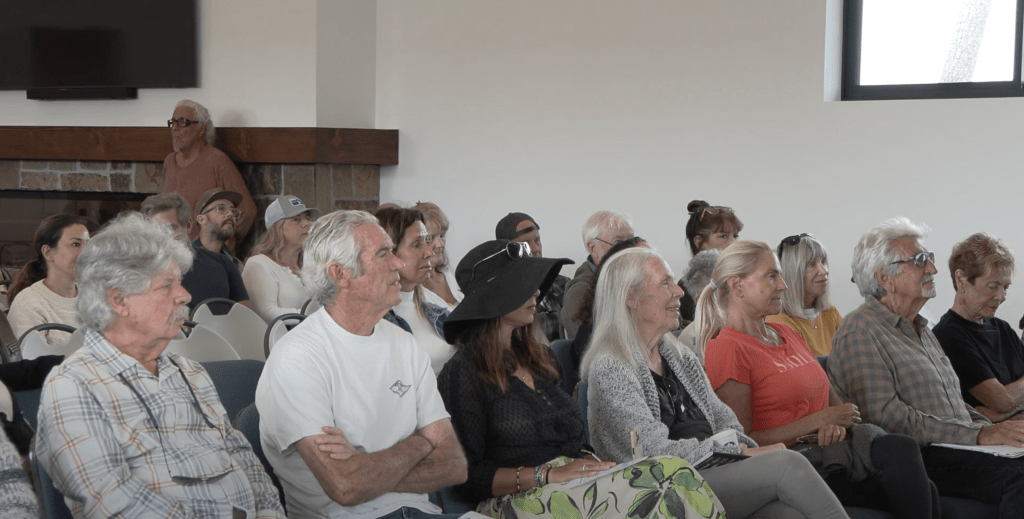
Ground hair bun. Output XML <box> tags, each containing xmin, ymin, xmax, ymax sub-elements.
<box><xmin>687</xmin><ymin>200</ymin><xmax>709</xmax><ymax>215</ymax></box>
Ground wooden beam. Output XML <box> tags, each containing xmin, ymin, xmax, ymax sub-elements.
<box><xmin>0</xmin><ymin>126</ymin><xmax>399</xmax><ymax>165</ymax></box>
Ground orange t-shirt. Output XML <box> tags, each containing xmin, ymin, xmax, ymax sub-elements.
<box><xmin>704</xmin><ymin>323</ymin><xmax>829</xmax><ymax>432</ymax></box>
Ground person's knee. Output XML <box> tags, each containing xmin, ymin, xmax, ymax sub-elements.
<box><xmin>870</xmin><ymin>433</ymin><xmax>920</xmax><ymax>471</ymax></box>
<box><xmin>766</xmin><ymin>449</ymin><xmax>818</xmax><ymax>481</ymax></box>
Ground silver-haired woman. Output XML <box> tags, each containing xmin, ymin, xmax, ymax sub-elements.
<box><xmin>764</xmin><ymin>234</ymin><xmax>841</xmax><ymax>356</ymax></box>
<box><xmin>583</xmin><ymin>247</ymin><xmax>848</xmax><ymax>519</ymax></box>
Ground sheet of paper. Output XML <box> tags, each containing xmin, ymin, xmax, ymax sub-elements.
<box><xmin>933</xmin><ymin>443</ymin><xmax>1024</xmax><ymax>458</ymax></box>
<box><xmin>566</xmin><ymin>456</ymin><xmax>649</xmax><ymax>489</ymax></box>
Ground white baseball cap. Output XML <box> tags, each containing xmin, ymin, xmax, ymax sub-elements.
<box><xmin>265</xmin><ymin>195</ymin><xmax>320</xmax><ymax>228</ymax></box>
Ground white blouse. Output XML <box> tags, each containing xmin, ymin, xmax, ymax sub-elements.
<box><xmin>241</xmin><ymin>254</ymin><xmax>310</xmax><ymax>324</ymax></box>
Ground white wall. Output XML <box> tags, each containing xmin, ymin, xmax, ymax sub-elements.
<box><xmin>316</xmin><ymin>0</ymin><xmax>376</xmax><ymax>128</ymax></box>
<box><xmin>376</xmin><ymin>0</ymin><xmax>1024</xmax><ymax>325</ymax></box>
<box><xmin>0</xmin><ymin>0</ymin><xmax>318</xmax><ymax>128</ymax></box>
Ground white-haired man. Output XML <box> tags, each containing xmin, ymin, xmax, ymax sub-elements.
<box><xmin>34</xmin><ymin>213</ymin><xmax>284</xmax><ymax>519</ymax></box>
<box><xmin>558</xmin><ymin>210</ymin><xmax>634</xmax><ymax>339</ymax></box>
<box><xmin>828</xmin><ymin>216</ymin><xmax>1024</xmax><ymax>517</ymax></box>
<box><xmin>162</xmin><ymin>99</ymin><xmax>256</xmax><ymax>241</ymax></box>
<box><xmin>256</xmin><ymin>210</ymin><xmax>467</xmax><ymax>519</ymax></box>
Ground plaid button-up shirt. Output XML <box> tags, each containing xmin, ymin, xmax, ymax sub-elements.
<box><xmin>35</xmin><ymin>329</ymin><xmax>285</xmax><ymax>519</ymax></box>
<box><xmin>827</xmin><ymin>296</ymin><xmax>988</xmax><ymax>446</ymax></box>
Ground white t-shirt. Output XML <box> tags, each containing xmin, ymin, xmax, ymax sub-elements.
<box><xmin>256</xmin><ymin>308</ymin><xmax>450</xmax><ymax>519</ymax></box>
<box><xmin>241</xmin><ymin>254</ymin><xmax>310</xmax><ymax>324</ymax></box>
<box><xmin>393</xmin><ymin>290</ymin><xmax>454</xmax><ymax>376</ymax></box>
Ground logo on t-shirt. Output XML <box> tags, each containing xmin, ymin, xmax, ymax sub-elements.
<box><xmin>390</xmin><ymin>380</ymin><xmax>411</xmax><ymax>397</ymax></box>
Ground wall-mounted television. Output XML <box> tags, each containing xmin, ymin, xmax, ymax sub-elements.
<box><xmin>0</xmin><ymin>0</ymin><xmax>197</xmax><ymax>99</ymax></box>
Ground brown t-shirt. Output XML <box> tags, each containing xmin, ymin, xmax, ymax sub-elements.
<box><xmin>162</xmin><ymin>145</ymin><xmax>256</xmax><ymax>240</ymax></box>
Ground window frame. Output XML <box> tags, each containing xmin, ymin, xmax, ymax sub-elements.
<box><xmin>842</xmin><ymin>0</ymin><xmax>1024</xmax><ymax>100</ymax></box>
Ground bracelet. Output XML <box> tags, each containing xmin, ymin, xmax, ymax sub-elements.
<box><xmin>544</xmin><ymin>466</ymin><xmax>551</xmax><ymax>485</ymax></box>
<box><xmin>534</xmin><ymin>465</ymin><xmax>544</xmax><ymax>487</ymax></box>
<box><xmin>516</xmin><ymin>466</ymin><xmax>524</xmax><ymax>493</ymax></box>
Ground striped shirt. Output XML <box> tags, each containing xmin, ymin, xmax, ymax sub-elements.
<box><xmin>827</xmin><ymin>296</ymin><xmax>988</xmax><ymax>446</ymax></box>
<box><xmin>35</xmin><ymin>329</ymin><xmax>285</xmax><ymax>518</ymax></box>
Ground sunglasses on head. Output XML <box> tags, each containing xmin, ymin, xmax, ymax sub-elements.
<box><xmin>777</xmin><ymin>233</ymin><xmax>814</xmax><ymax>256</ymax></box>
<box><xmin>695</xmin><ymin>206</ymin><xmax>733</xmax><ymax>223</ymax></box>
<box><xmin>890</xmin><ymin>251</ymin><xmax>935</xmax><ymax>268</ymax></box>
<box><xmin>471</xmin><ymin>242</ymin><xmax>531</xmax><ymax>281</ymax></box>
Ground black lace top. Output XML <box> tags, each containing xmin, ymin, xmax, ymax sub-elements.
<box><xmin>437</xmin><ymin>350</ymin><xmax>587</xmax><ymax>502</ymax></box>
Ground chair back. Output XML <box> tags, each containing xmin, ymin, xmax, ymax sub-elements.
<box><xmin>0</xmin><ymin>311</ymin><xmax>19</xmax><ymax>363</ymax></box>
<box><xmin>301</xmin><ymin>298</ymin><xmax>321</xmax><ymax>316</ymax></box>
<box><xmin>263</xmin><ymin>313</ymin><xmax>306</xmax><ymax>358</ymax></box>
<box><xmin>202</xmin><ymin>359</ymin><xmax>264</xmax><ymax>423</ymax></box>
<box><xmin>165</xmin><ymin>325</ymin><xmax>240</xmax><ymax>363</ymax></box>
<box><xmin>191</xmin><ymin>298</ymin><xmax>269</xmax><ymax>361</ymax></box>
<box><xmin>19</xmin><ymin>323</ymin><xmax>78</xmax><ymax>361</ymax></box>
<box><xmin>576</xmin><ymin>380</ymin><xmax>590</xmax><ymax>443</ymax></box>
<box><xmin>234</xmin><ymin>403</ymin><xmax>286</xmax><ymax>509</ymax></box>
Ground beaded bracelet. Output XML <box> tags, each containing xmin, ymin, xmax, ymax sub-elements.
<box><xmin>516</xmin><ymin>466</ymin><xmax>524</xmax><ymax>493</ymax></box>
<box><xmin>534</xmin><ymin>465</ymin><xmax>544</xmax><ymax>487</ymax></box>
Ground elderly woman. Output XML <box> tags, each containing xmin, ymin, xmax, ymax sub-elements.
<box><xmin>376</xmin><ymin>206</ymin><xmax>453</xmax><ymax>375</ymax></box>
<box><xmin>242</xmin><ymin>195</ymin><xmax>320</xmax><ymax>323</ymax></box>
<box><xmin>680</xmin><ymin>201</ymin><xmax>742</xmax><ymax>321</ymax></box>
<box><xmin>439</xmin><ymin>240</ymin><xmax>727</xmax><ymax>519</ymax></box>
<box><xmin>583</xmin><ymin>248</ymin><xmax>848</xmax><ymax>519</ymax></box>
<box><xmin>8</xmin><ymin>213</ymin><xmax>90</xmax><ymax>344</ymax></box>
<box><xmin>702</xmin><ymin>241</ymin><xmax>938</xmax><ymax>518</ymax></box>
<box><xmin>34</xmin><ymin>212</ymin><xmax>284</xmax><ymax>518</ymax></box>
<box><xmin>764</xmin><ymin>234</ymin><xmax>842</xmax><ymax>356</ymax></box>
<box><xmin>415</xmin><ymin>201</ymin><xmax>461</xmax><ymax>309</ymax></box>
<box><xmin>677</xmin><ymin>249</ymin><xmax>720</xmax><ymax>363</ymax></box>
<box><xmin>933</xmin><ymin>232</ymin><xmax>1024</xmax><ymax>422</ymax></box>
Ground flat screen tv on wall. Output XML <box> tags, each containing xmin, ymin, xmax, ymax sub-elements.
<box><xmin>0</xmin><ymin>0</ymin><xmax>197</xmax><ymax>99</ymax></box>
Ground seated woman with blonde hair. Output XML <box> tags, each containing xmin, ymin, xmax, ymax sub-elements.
<box><xmin>415</xmin><ymin>201</ymin><xmax>461</xmax><ymax>309</ymax></box>
<box><xmin>765</xmin><ymin>233</ymin><xmax>842</xmax><ymax>356</ymax></box>
<box><xmin>702</xmin><ymin>241</ymin><xmax>938</xmax><ymax>518</ymax></box>
<box><xmin>583</xmin><ymin>247</ymin><xmax>848</xmax><ymax>519</ymax></box>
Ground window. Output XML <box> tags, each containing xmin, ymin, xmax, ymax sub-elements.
<box><xmin>843</xmin><ymin>0</ymin><xmax>1024</xmax><ymax>100</ymax></box>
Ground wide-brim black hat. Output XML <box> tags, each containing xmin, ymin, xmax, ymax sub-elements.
<box><xmin>443</xmin><ymin>239</ymin><xmax>573</xmax><ymax>343</ymax></box>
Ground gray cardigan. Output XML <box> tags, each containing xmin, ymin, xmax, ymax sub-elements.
<box><xmin>587</xmin><ymin>339</ymin><xmax>756</xmax><ymax>463</ymax></box>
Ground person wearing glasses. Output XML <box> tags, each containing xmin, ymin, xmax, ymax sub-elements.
<box><xmin>35</xmin><ymin>212</ymin><xmax>285</xmax><ymax>519</ymax></box>
<box><xmin>933</xmin><ymin>233</ymin><xmax>1024</xmax><ymax>423</ymax></box>
<box><xmin>679</xmin><ymin>200</ymin><xmax>743</xmax><ymax>322</ymax></box>
<box><xmin>702</xmin><ymin>241</ymin><xmax>938</xmax><ymax>518</ymax></box>
<box><xmin>828</xmin><ymin>217</ymin><xmax>1024</xmax><ymax>515</ymax></box>
<box><xmin>415</xmin><ymin>202</ymin><xmax>463</xmax><ymax>310</ymax></box>
<box><xmin>438</xmin><ymin>241</ymin><xmax>729</xmax><ymax>519</ymax></box>
<box><xmin>242</xmin><ymin>195</ymin><xmax>320</xmax><ymax>324</ymax></box>
<box><xmin>764</xmin><ymin>233</ymin><xmax>842</xmax><ymax>356</ymax></box>
<box><xmin>181</xmin><ymin>188</ymin><xmax>252</xmax><ymax>314</ymax></box>
<box><xmin>582</xmin><ymin>247</ymin><xmax>847</xmax><ymax>519</ymax></box>
<box><xmin>559</xmin><ymin>210</ymin><xmax>634</xmax><ymax>339</ymax></box>
<box><xmin>162</xmin><ymin>100</ymin><xmax>256</xmax><ymax>243</ymax></box>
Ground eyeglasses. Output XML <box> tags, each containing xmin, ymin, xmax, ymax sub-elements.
<box><xmin>201</xmin><ymin>204</ymin><xmax>241</xmax><ymax>219</ymax></box>
<box><xmin>167</xmin><ymin>118</ymin><xmax>199</xmax><ymax>128</ymax></box>
<box><xmin>890</xmin><ymin>251</ymin><xmax>935</xmax><ymax>268</ymax></box>
<box><xmin>777</xmin><ymin>233</ymin><xmax>814</xmax><ymax>256</ymax></box>
<box><xmin>697</xmin><ymin>206</ymin><xmax>733</xmax><ymax>222</ymax></box>
<box><xmin>471</xmin><ymin>242</ymin><xmax>530</xmax><ymax>281</ymax></box>
<box><xmin>593</xmin><ymin>237</ymin><xmax>623</xmax><ymax>247</ymax></box>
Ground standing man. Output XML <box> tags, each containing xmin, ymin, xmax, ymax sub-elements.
<box><xmin>828</xmin><ymin>216</ymin><xmax>1024</xmax><ymax>517</ymax></box>
<box><xmin>34</xmin><ymin>213</ymin><xmax>284</xmax><ymax>518</ymax></box>
<box><xmin>559</xmin><ymin>210</ymin><xmax>634</xmax><ymax>339</ymax></box>
<box><xmin>163</xmin><ymin>100</ymin><xmax>256</xmax><ymax>243</ymax></box>
<box><xmin>182</xmin><ymin>188</ymin><xmax>251</xmax><ymax>313</ymax></box>
<box><xmin>256</xmin><ymin>210</ymin><xmax>467</xmax><ymax>519</ymax></box>
<box><xmin>495</xmin><ymin>212</ymin><xmax>571</xmax><ymax>342</ymax></box>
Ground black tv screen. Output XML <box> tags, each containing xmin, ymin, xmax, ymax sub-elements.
<box><xmin>0</xmin><ymin>0</ymin><xmax>197</xmax><ymax>90</ymax></box>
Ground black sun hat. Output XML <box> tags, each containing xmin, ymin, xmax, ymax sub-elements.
<box><xmin>443</xmin><ymin>239</ymin><xmax>573</xmax><ymax>343</ymax></box>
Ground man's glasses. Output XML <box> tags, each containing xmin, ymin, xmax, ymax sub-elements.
<box><xmin>471</xmin><ymin>242</ymin><xmax>530</xmax><ymax>281</ymax></box>
<box><xmin>201</xmin><ymin>204</ymin><xmax>241</xmax><ymax>219</ymax></box>
<box><xmin>890</xmin><ymin>251</ymin><xmax>935</xmax><ymax>268</ymax></box>
<box><xmin>594</xmin><ymin>237</ymin><xmax>623</xmax><ymax>247</ymax></box>
<box><xmin>167</xmin><ymin>118</ymin><xmax>199</xmax><ymax>128</ymax></box>
<box><xmin>697</xmin><ymin>206</ymin><xmax>733</xmax><ymax>222</ymax></box>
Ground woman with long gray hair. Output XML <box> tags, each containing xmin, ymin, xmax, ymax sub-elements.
<box><xmin>700</xmin><ymin>241</ymin><xmax>938</xmax><ymax>518</ymax></box>
<box><xmin>583</xmin><ymin>247</ymin><xmax>848</xmax><ymax>519</ymax></box>
<box><xmin>764</xmin><ymin>234</ymin><xmax>841</xmax><ymax>356</ymax></box>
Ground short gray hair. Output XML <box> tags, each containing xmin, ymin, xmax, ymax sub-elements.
<box><xmin>581</xmin><ymin>210</ymin><xmax>633</xmax><ymax>247</ymax></box>
<box><xmin>175</xmin><ymin>99</ymin><xmax>215</xmax><ymax>146</ymax></box>
<box><xmin>580</xmin><ymin>248</ymin><xmax>681</xmax><ymax>379</ymax></box>
<box><xmin>681</xmin><ymin>249</ymin><xmax>720</xmax><ymax>298</ymax></box>
<box><xmin>76</xmin><ymin>212</ymin><xmax>193</xmax><ymax>332</ymax></box>
<box><xmin>778</xmin><ymin>236</ymin><xmax>831</xmax><ymax>315</ymax></box>
<box><xmin>301</xmin><ymin>210</ymin><xmax>379</xmax><ymax>306</ymax></box>
<box><xmin>851</xmin><ymin>216</ymin><xmax>930</xmax><ymax>298</ymax></box>
<box><xmin>140</xmin><ymin>193</ymin><xmax>191</xmax><ymax>228</ymax></box>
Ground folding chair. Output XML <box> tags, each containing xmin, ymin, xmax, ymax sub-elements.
<box><xmin>18</xmin><ymin>323</ymin><xmax>78</xmax><ymax>361</ymax></box>
<box><xmin>190</xmin><ymin>298</ymin><xmax>268</xmax><ymax>361</ymax></box>
<box><xmin>165</xmin><ymin>324</ymin><xmax>240</xmax><ymax>363</ymax></box>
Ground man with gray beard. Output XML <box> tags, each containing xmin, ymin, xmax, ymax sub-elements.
<box><xmin>181</xmin><ymin>188</ymin><xmax>252</xmax><ymax>314</ymax></box>
<box><xmin>34</xmin><ymin>212</ymin><xmax>284</xmax><ymax>518</ymax></box>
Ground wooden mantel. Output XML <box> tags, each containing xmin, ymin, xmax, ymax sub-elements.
<box><xmin>0</xmin><ymin>126</ymin><xmax>398</xmax><ymax>165</ymax></box>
